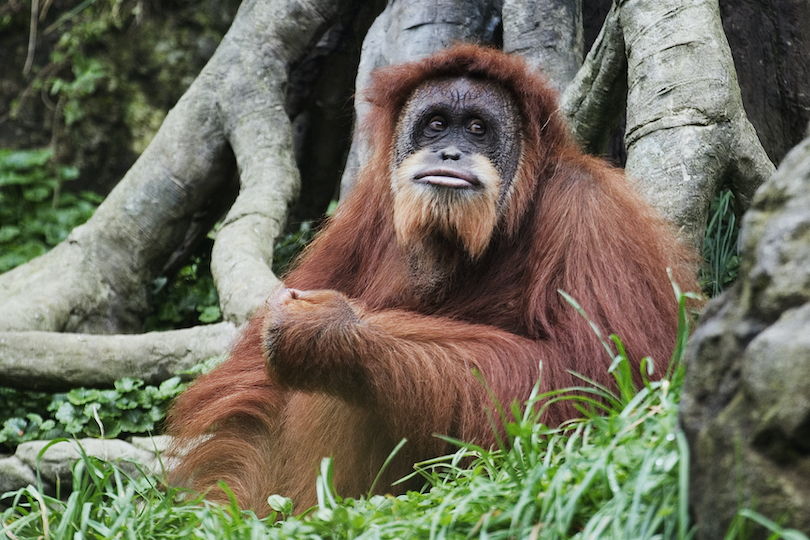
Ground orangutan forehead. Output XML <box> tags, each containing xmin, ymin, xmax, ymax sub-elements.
<box><xmin>405</xmin><ymin>77</ymin><xmax>517</xmax><ymax>114</ymax></box>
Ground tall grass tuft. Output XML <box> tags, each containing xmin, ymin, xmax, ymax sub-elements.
<box><xmin>701</xmin><ymin>189</ymin><xmax>740</xmax><ymax>297</ymax></box>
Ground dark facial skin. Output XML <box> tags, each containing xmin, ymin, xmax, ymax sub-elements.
<box><xmin>394</xmin><ymin>77</ymin><xmax>522</xmax><ymax>198</ymax></box>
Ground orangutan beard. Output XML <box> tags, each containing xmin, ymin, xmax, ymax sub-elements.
<box><xmin>391</xmin><ymin>150</ymin><xmax>503</xmax><ymax>298</ymax></box>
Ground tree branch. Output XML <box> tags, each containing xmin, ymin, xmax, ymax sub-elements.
<box><xmin>0</xmin><ymin>322</ymin><xmax>237</xmax><ymax>391</ymax></box>
<box><xmin>212</xmin><ymin>0</ymin><xmax>352</xmax><ymax>324</ymax></box>
<box><xmin>0</xmin><ymin>0</ymin><xmax>350</xmax><ymax>388</ymax></box>
<box><xmin>503</xmin><ymin>0</ymin><xmax>584</xmax><ymax>92</ymax></box>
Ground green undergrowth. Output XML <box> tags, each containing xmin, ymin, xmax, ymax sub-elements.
<box><xmin>0</xmin><ymin>148</ymin><xmax>101</xmax><ymax>272</ymax></box>
<box><xmin>0</xmin><ymin>376</ymin><xmax>191</xmax><ymax>451</ymax></box>
<box><xmin>2</xmin><ymin>290</ymin><xmax>804</xmax><ymax>540</ymax></box>
<box><xmin>145</xmin><ymin>244</ymin><xmax>223</xmax><ymax>331</ymax></box>
<box><xmin>700</xmin><ymin>189</ymin><xmax>740</xmax><ymax>297</ymax></box>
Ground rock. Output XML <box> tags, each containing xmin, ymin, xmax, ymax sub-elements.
<box><xmin>681</xmin><ymin>133</ymin><xmax>810</xmax><ymax>538</ymax></box>
<box><xmin>130</xmin><ymin>434</ymin><xmax>175</xmax><ymax>474</ymax></box>
<box><xmin>0</xmin><ymin>455</ymin><xmax>40</xmax><ymax>495</ymax></box>
<box><xmin>130</xmin><ymin>434</ymin><xmax>173</xmax><ymax>454</ymax></box>
<box><xmin>0</xmin><ymin>436</ymin><xmax>173</xmax><ymax>503</ymax></box>
<box><xmin>15</xmin><ymin>438</ymin><xmax>158</xmax><ymax>487</ymax></box>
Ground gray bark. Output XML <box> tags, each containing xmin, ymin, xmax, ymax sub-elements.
<box><xmin>720</xmin><ymin>0</ymin><xmax>810</xmax><ymax>166</ymax></box>
<box><xmin>204</xmin><ymin>0</ymin><xmax>352</xmax><ymax>325</ymax></box>
<box><xmin>503</xmin><ymin>0</ymin><xmax>583</xmax><ymax>92</ymax></box>
<box><xmin>620</xmin><ymin>0</ymin><xmax>774</xmax><ymax>249</ymax></box>
<box><xmin>560</xmin><ymin>1</ymin><xmax>626</xmax><ymax>155</ymax></box>
<box><xmin>0</xmin><ymin>323</ymin><xmax>236</xmax><ymax>391</ymax></box>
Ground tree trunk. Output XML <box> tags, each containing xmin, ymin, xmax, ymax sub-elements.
<box><xmin>621</xmin><ymin>0</ymin><xmax>774</xmax><ymax>249</ymax></box>
<box><xmin>720</xmin><ymin>0</ymin><xmax>810</xmax><ymax>166</ymax></box>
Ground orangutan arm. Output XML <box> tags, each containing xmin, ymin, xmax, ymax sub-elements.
<box><xmin>263</xmin><ymin>288</ymin><xmax>564</xmax><ymax>444</ymax></box>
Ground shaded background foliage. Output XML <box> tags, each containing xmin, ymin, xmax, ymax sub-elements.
<box><xmin>0</xmin><ymin>0</ymin><xmax>241</xmax><ymax>196</ymax></box>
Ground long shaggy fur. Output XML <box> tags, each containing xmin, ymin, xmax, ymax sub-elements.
<box><xmin>167</xmin><ymin>44</ymin><xmax>700</xmax><ymax>517</ymax></box>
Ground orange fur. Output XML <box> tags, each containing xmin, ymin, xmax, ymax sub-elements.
<box><xmin>167</xmin><ymin>44</ymin><xmax>701</xmax><ymax>517</ymax></box>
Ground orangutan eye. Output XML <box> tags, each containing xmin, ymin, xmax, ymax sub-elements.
<box><xmin>428</xmin><ymin>115</ymin><xmax>447</xmax><ymax>132</ymax></box>
<box><xmin>467</xmin><ymin>118</ymin><xmax>486</xmax><ymax>135</ymax></box>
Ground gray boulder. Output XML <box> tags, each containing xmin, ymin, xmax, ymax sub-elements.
<box><xmin>0</xmin><ymin>455</ymin><xmax>45</xmax><ymax>498</ymax></box>
<box><xmin>14</xmin><ymin>438</ymin><xmax>160</xmax><ymax>487</ymax></box>
<box><xmin>681</xmin><ymin>132</ymin><xmax>810</xmax><ymax>538</ymax></box>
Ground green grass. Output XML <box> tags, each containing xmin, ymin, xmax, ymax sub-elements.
<box><xmin>3</xmin><ymin>293</ymin><xmax>806</xmax><ymax>539</ymax></box>
<box><xmin>701</xmin><ymin>189</ymin><xmax>740</xmax><ymax>297</ymax></box>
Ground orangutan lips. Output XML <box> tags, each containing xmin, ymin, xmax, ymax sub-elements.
<box><xmin>414</xmin><ymin>169</ymin><xmax>479</xmax><ymax>188</ymax></box>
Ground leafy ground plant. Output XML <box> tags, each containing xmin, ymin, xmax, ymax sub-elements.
<box><xmin>0</xmin><ymin>148</ymin><xmax>100</xmax><ymax>272</ymax></box>
<box><xmin>145</xmin><ymin>245</ymin><xmax>222</xmax><ymax>331</ymax></box>
<box><xmin>0</xmin><ymin>377</ymin><xmax>187</xmax><ymax>450</ymax></box>
<box><xmin>2</xmin><ymin>291</ymin><xmax>806</xmax><ymax>540</ymax></box>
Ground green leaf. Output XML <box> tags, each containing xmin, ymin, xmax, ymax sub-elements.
<box><xmin>58</xmin><ymin>165</ymin><xmax>80</xmax><ymax>181</ymax></box>
<box><xmin>0</xmin><ymin>148</ymin><xmax>52</xmax><ymax>170</ymax></box>
<box><xmin>0</xmin><ymin>226</ymin><xmax>21</xmax><ymax>243</ymax></box>
<box><xmin>0</xmin><ymin>418</ymin><xmax>28</xmax><ymax>444</ymax></box>
<box><xmin>63</xmin><ymin>100</ymin><xmax>84</xmax><ymax>125</ymax></box>
<box><xmin>115</xmin><ymin>395</ymin><xmax>140</xmax><ymax>410</ymax></box>
<box><xmin>157</xmin><ymin>376</ymin><xmax>184</xmax><ymax>398</ymax></box>
<box><xmin>22</xmin><ymin>186</ymin><xmax>51</xmax><ymax>202</ymax></box>
<box><xmin>53</xmin><ymin>401</ymin><xmax>86</xmax><ymax>434</ymax></box>
<box><xmin>114</xmin><ymin>377</ymin><xmax>143</xmax><ymax>393</ymax></box>
<box><xmin>67</xmin><ymin>388</ymin><xmax>103</xmax><ymax>405</ymax></box>
<box><xmin>267</xmin><ymin>494</ymin><xmax>294</xmax><ymax>516</ymax></box>
<box><xmin>198</xmin><ymin>305</ymin><xmax>221</xmax><ymax>323</ymax></box>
